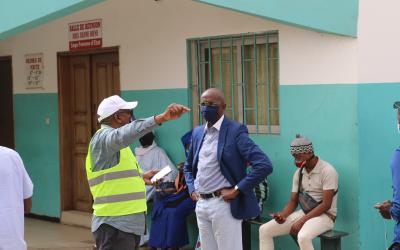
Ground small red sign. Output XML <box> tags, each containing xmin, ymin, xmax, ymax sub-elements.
<box><xmin>68</xmin><ymin>19</ymin><xmax>102</xmax><ymax>51</ymax></box>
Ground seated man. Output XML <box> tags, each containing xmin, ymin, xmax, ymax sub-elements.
<box><xmin>259</xmin><ymin>134</ymin><xmax>338</xmax><ymax>250</ymax></box>
<box><xmin>135</xmin><ymin>131</ymin><xmax>177</xmax><ymax>247</ymax></box>
<box><xmin>136</xmin><ymin>131</ymin><xmax>195</xmax><ymax>250</ymax></box>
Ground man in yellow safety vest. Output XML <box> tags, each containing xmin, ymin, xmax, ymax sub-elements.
<box><xmin>86</xmin><ymin>95</ymin><xmax>189</xmax><ymax>250</ymax></box>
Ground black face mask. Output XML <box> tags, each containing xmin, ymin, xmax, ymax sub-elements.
<box><xmin>139</xmin><ymin>132</ymin><xmax>155</xmax><ymax>147</ymax></box>
<box><xmin>200</xmin><ymin>105</ymin><xmax>219</xmax><ymax>124</ymax></box>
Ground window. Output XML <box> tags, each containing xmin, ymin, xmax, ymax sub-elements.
<box><xmin>187</xmin><ymin>32</ymin><xmax>279</xmax><ymax>134</ymax></box>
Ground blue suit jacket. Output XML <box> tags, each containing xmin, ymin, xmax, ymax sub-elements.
<box><xmin>390</xmin><ymin>148</ymin><xmax>400</xmax><ymax>243</ymax></box>
<box><xmin>184</xmin><ymin>117</ymin><xmax>273</xmax><ymax>219</ymax></box>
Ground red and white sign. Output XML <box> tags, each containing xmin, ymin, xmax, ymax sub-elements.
<box><xmin>68</xmin><ymin>19</ymin><xmax>102</xmax><ymax>51</ymax></box>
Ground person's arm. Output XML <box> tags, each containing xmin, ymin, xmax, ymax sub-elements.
<box><xmin>272</xmin><ymin>169</ymin><xmax>300</xmax><ymax>224</ymax></box>
<box><xmin>103</xmin><ymin>104</ymin><xmax>190</xmax><ymax>153</ymax></box>
<box><xmin>273</xmin><ymin>192</ymin><xmax>299</xmax><ymax>223</ymax></box>
<box><xmin>183</xmin><ymin>136</ymin><xmax>198</xmax><ymax>200</ymax></box>
<box><xmin>377</xmin><ymin>200</ymin><xmax>392</xmax><ymax>219</ymax></box>
<box><xmin>142</xmin><ymin>170</ymin><xmax>159</xmax><ymax>185</ymax></box>
<box><xmin>154</xmin><ymin>103</ymin><xmax>190</xmax><ymax>124</ymax></box>
<box><xmin>104</xmin><ymin>117</ymin><xmax>160</xmax><ymax>153</ymax></box>
<box><xmin>14</xmin><ymin>151</ymin><xmax>33</xmax><ymax>214</ymax></box>
<box><xmin>234</xmin><ymin>125</ymin><xmax>273</xmax><ymax>194</ymax></box>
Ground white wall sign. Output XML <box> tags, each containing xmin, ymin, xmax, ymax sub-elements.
<box><xmin>25</xmin><ymin>53</ymin><xmax>44</xmax><ymax>89</ymax></box>
<box><xmin>68</xmin><ymin>19</ymin><xmax>102</xmax><ymax>51</ymax></box>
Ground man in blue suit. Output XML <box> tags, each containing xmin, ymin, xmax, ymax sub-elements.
<box><xmin>184</xmin><ymin>88</ymin><xmax>273</xmax><ymax>250</ymax></box>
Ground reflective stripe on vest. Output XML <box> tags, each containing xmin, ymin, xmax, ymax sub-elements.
<box><xmin>94</xmin><ymin>191</ymin><xmax>146</xmax><ymax>204</ymax></box>
<box><xmin>86</xmin><ymin>135</ymin><xmax>146</xmax><ymax>216</ymax></box>
<box><xmin>88</xmin><ymin>169</ymin><xmax>140</xmax><ymax>187</ymax></box>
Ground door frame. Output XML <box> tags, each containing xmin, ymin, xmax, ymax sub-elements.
<box><xmin>0</xmin><ymin>56</ymin><xmax>15</xmax><ymax>149</ymax></box>
<box><xmin>57</xmin><ymin>46</ymin><xmax>120</xmax><ymax>212</ymax></box>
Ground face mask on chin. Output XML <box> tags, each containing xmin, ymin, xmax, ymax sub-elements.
<box><xmin>294</xmin><ymin>155</ymin><xmax>315</xmax><ymax>168</ymax></box>
<box><xmin>294</xmin><ymin>160</ymin><xmax>306</xmax><ymax>168</ymax></box>
<box><xmin>201</xmin><ymin>105</ymin><xmax>219</xmax><ymax>125</ymax></box>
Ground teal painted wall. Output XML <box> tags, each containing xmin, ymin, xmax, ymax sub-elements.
<box><xmin>14</xmin><ymin>93</ymin><xmax>60</xmax><ymax>218</ymax></box>
<box><xmin>0</xmin><ymin>0</ymin><xmax>104</xmax><ymax>40</ymax></box>
<box><xmin>195</xmin><ymin>0</ymin><xmax>358</xmax><ymax>37</ymax></box>
<box><xmin>358</xmin><ymin>83</ymin><xmax>400</xmax><ymax>250</ymax></box>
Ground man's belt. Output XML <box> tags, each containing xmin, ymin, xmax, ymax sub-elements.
<box><xmin>199</xmin><ymin>190</ymin><xmax>222</xmax><ymax>199</ymax></box>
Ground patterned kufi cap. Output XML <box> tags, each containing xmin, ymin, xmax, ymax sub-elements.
<box><xmin>290</xmin><ymin>134</ymin><xmax>313</xmax><ymax>155</ymax></box>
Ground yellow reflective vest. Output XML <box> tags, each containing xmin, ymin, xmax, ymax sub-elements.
<box><xmin>86</xmin><ymin>144</ymin><xmax>147</xmax><ymax>216</ymax></box>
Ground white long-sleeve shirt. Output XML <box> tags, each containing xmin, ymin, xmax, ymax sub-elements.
<box><xmin>0</xmin><ymin>146</ymin><xmax>33</xmax><ymax>250</ymax></box>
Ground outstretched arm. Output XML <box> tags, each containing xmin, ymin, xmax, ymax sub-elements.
<box><xmin>97</xmin><ymin>104</ymin><xmax>190</xmax><ymax>162</ymax></box>
<box><xmin>272</xmin><ymin>192</ymin><xmax>299</xmax><ymax>224</ymax></box>
<box><xmin>155</xmin><ymin>104</ymin><xmax>190</xmax><ymax>124</ymax></box>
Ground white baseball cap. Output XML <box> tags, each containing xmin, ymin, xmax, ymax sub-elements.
<box><xmin>97</xmin><ymin>95</ymin><xmax>138</xmax><ymax>122</ymax></box>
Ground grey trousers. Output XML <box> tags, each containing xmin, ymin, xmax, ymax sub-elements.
<box><xmin>93</xmin><ymin>224</ymin><xmax>140</xmax><ymax>250</ymax></box>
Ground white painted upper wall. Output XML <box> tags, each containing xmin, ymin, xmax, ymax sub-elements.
<box><xmin>0</xmin><ymin>0</ymin><xmax>359</xmax><ymax>94</ymax></box>
<box><xmin>357</xmin><ymin>0</ymin><xmax>400</xmax><ymax>83</ymax></box>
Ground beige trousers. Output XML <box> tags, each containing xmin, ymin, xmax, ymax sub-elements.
<box><xmin>259</xmin><ymin>210</ymin><xmax>334</xmax><ymax>250</ymax></box>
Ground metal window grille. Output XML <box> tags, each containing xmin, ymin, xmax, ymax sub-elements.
<box><xmin>187</xmin><ymin>32</ymin><xmax>280</xmax><ymax>134</ymax></box>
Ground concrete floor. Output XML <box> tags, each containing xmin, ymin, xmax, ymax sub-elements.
<box><xmin>25</xmin><ymin>218</ymin><xmax>94</xmax><ymax>250</ymax></box>
<box><xmin>25</xmin><ymin>218</ymin><xmax>193</xmax><ymax>250</ymax></box>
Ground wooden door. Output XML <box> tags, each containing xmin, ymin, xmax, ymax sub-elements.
<box><xmin>0</xmin><ymin>56</ymin><xmax>14</xmax><ymax>149</ymax></box>
<box><xmin>91</xmin><ymin>53</ymin><xmax>120</xmax><ymax>133</ymax></box>
<box><xmin>59</xmin><ymin>48</ymin><xmax>120</xmax><ymax>213</ymax></box>
<box><xmin>70</xmin><ymin>55</ymin><xmax>93</xmax><ymax>212</ymax></box>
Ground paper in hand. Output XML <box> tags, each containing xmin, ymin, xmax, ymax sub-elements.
<box><xmin>151</xmin><ymin>165</ymin><xmax>172</xmax><ymax>183</ymax></box>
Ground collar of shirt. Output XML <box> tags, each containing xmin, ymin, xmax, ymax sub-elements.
<box><xmin>100</xmin><ymin>124</ymin><xmax>112</xmax><ymax>129</ymax></box>
<box><xmin>303</xmin><ymin>158</ymin><xmax>322</xmax><ymax>175</ymax></box>
<box><xmin>204</xmin><ymin>115</ymin><xmax>225</xmax><ymax>132</ymax></box>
